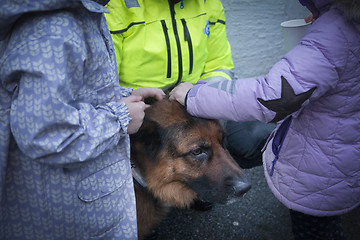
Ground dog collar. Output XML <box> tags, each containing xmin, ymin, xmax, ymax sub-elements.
<box><xmin>131</xmin><ymin>162</ymin><xmax>148</xmax><ymax>189</ymax></box>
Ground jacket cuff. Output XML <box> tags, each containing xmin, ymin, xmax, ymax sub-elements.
<box><xmin>185</xmin><ymin>83</ymin><xmax>203</xmax><ymax>112</ymax></box>
<box><xmin>120</xmin><ymin>86</ymin><xmax>133</xmax><ymax>98</ymax></box>
<box><xmin>184</xmin><ymin>90</ymin><xmax>189</xmax><ymax>111</ymax></box>
<box><xmin>105</xmin><ymin>101</ymin><xmax>131</xmax><ymax>134</ymax></box>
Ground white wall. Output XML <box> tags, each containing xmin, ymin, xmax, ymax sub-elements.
<box><xmin>223</xmin><ymin>0</ymin><xmax>309</xmax><ymax>78</ymax></box>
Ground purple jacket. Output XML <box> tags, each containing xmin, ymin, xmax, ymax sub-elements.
<box><xmin>186</xmin><ymin>0</ymin><xmax>360</xmax><ymax>216</ymax></box>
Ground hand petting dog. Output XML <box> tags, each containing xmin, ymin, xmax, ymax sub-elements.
<box><xmin>169</xmin><ymin>82</ymin><xmax>194</xmax><ymax>106</ymax></box>
<box><xmin>132</xmin><ymin>87</ymin><xmax>166</xmax><ymax>101</ymax></box>
<box><xmin>121</xmin><ymin>87</ymin><xmax>165</xmax><ymax>134</ymax></box>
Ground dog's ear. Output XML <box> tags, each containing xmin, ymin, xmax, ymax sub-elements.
<box><xmin>130</xmin><ymin>115</ymin><xmax>165</xmax><ymax>163</ymax></box>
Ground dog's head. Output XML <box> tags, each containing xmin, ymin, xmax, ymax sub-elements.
<box><xmin>130</xmin><ymin>99</ymin><xmax>251</xmax><ymax>208</ymax></box>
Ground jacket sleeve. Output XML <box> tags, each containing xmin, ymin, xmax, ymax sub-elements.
<box><xmin>1</xmin><ymin>32</ymin><xmax>131</xmax><ymax>165</ymax></box>
<box><xmin>186</xmin><ymin>23</ymin><xmax>348</xmax><ymax>123</ymax></box>
<box><xmin>202</xmin><ymin>0</ymin><xmax>234</xmax><ymax>82</ymax></box>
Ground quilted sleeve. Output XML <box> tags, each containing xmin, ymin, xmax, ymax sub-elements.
<box><xmin>186</xmin><ymin>19</ymin><xmax>347</xmax><ymax>123</ymax></box>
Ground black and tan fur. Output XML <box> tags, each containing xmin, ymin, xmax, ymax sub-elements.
<box><xmin>130</xmin><ymin>99</ymin><xmax>251</xmax><ymax>239</ymax></box>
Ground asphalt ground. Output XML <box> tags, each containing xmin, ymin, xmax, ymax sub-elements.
<box><xmin>155</xmin><ymin>166</ymin><xmax>360</xmax><ymax>240</ymax></box>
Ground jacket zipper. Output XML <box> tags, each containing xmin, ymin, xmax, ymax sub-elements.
<box><xmin>161</xmin><ymin>20</ymin><xmax>172</xmax><ymax>78</ymax></box>
<box><xmin>181</xmin><ymin>19</ymin><xmax>193</xmax><ymax>75</ymax></box>
<box><xmin>169</xmin><ymin>0</ymin><xmax>183</xmax><ymax>84</ymax></box>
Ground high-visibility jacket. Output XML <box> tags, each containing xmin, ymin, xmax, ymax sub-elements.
<box><xmin>105</xmin><ymin>0</ymin><xmax>234</xmax><ymax>90</ymax></box>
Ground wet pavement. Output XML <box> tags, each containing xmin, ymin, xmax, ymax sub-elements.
<box><xmin>155</xmin><ymin>166</ymin><xmax>360</xmax><ymax>240</ymax></box>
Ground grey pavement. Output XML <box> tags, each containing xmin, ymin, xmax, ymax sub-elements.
<box><xmin>156</xmin><ymin>166</ymin><xmax>360</xmax><ymax>240</ymax></box>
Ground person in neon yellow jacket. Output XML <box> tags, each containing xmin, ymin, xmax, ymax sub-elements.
<box><xmin>105</xmin><ymin>0</ymin><xmax>275</xmax><ymax>169</ymax></box>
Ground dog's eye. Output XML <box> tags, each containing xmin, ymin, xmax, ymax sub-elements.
<box><xmin>191</xmin><ymin>148</ymin><xmax>202</xmax><ymax>156</ymax></box>
<box><xmin>189</xmin><ymin>148</ymin><xmax>208</xmax><ymax>161</ymax></box>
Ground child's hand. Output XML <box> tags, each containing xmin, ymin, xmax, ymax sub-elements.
<box><xmin>119</xmin><ymin>95</ymin><xmax>147</xmax><ymax>134</ymax></box>
<box><xmin>169</xmin><ymin>82</ymin><xmax>194</xmax><ymax>106</ymax></box>
<box><xmin>132</xmin><ymin>87</ymin><xmax>165</xmax><ymax>101</ymax></box>
<box><xmin>305</xmin><ymin>12</ymin><xmax>315</xmax><ymax>23</ymax></box>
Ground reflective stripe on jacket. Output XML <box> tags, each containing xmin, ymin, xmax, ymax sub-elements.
<box><xmin>105</xmin><ymin>0</ymin><xmax>234</xmax><ymax>89</ymax></box>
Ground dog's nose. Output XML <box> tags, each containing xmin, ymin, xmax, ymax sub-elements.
<box><xmin>233</xmin><ymin>180</ymin><xmax>252</xmax><ymax>197</ymax></box>
<box><xmin>224</xmin><ymin>175</ymin><xmax>252</xmax><ymax>197</ymax></box>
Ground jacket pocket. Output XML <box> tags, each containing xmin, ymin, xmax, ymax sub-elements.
<box><xmin>76</xmin><ymin>160</ymin><xmax>132</xmax><ymax>237</ymax></box>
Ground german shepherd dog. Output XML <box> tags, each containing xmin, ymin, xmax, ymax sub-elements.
<box><xmin>130</xmin><ymin>99</ymin><xmax>251</xmax><ymax>239</ymax></box>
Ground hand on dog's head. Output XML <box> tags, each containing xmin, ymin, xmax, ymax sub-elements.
<box><xmin>144</xmin><ymin>96</ymin><xmax>160</xmax><ymax>105</ymax></box>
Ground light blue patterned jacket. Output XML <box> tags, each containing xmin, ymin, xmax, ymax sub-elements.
<box><xmin>0</xmin><ymin>0</ymin><xmax>137</xmax><ymax>239</ymax></box>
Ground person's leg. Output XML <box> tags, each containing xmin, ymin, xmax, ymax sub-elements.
<box><xmin>289</xmin><ymin>209</ymin><xmax>346</xmax><ymax>240</ymax></box>
<box><xmin>225</xmin><ymin>120</ymin><xmax>276</xmax><ymax>169</ymax></box>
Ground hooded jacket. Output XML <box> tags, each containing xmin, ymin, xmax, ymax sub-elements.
<box><xmin>185</xmin><ymin>0</ymin><xmax>360</xmax><ymax>216</ymax></box>
<box><xmin>104</xmin><ymin>0</ymin><xmax>234</xmax><ymax>90</ymax></box>
<box><xmin>0</xmin><ymin>0</ymin><xmax>137</xmax><ymax>239</ymax></box>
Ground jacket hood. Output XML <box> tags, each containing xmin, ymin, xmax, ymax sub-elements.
<box><xmin>332</xmin><ymin>0</ymin><xmax>360</xmax><ymax>21</ymax></box>
<box><xmin>0</xmin><ymin>0</ymin><xmax>109</xmax><ymax>41</ymax></box>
